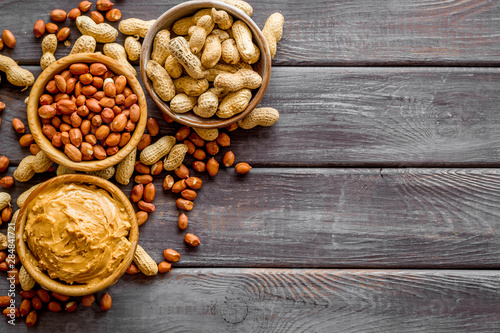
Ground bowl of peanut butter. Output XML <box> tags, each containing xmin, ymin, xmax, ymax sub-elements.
<box><xmin>15</xmin><ymin>174</ymin><xmax>139</xmax><ymax>296</ymax></box>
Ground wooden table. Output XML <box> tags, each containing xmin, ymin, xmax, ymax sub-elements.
<box><xmin>1</xmin><ymin>0</ymin><xmax>500</xmax><ymax>331</ymax></box>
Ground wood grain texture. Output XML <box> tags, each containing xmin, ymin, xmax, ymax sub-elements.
<box><xmin>1</xmin><ymin>269</ymin><xmax>500</xmax><ymax>332</ymax></box>
<box><xmin>1</xmin><ymin>0</ymin><xmax>500</xmax><ymax>65</ymax></box>
<box><xmin>3</xmin><ymin>66</ymin><xmax>500</xmax><ymax>166</ymax></box>
<box><xmin>3</xmin><ymin>167</ymin><xmax>500</xmax><ymax>268</ymax></box>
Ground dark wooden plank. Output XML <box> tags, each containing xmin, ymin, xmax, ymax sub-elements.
<box><xmin>1</xmin><ymin>269</ymin><xmax>500</xmax><ymax>332</ymax></box>
<box><xmin>3</xmin><ymin>67</ymin><xmax>500</xmax><ymax>166</ymax></box>
<box><xmin>3</xmin><ymin>167</ymin><xmax>500</xmax><ymax>268</ymax></box>
<box><xmin>1</xmin><ymin>0</ymin><xmax>500</xmax><ymax>66</ymax></box>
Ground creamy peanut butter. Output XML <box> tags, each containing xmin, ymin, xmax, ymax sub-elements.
<box><xmin>23</xmin><ymin>183</ymin><xmax>131</xmax><ymax>285</ymax></box>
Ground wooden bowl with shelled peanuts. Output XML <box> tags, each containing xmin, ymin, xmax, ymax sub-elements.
<box><xmin>27</xmin><ymin>53</ymin><xmax>148</xmax><ymax>172</ymax></box>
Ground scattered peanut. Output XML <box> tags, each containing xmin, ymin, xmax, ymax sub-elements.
<box><xmin>115</xmin><ymin>148</ymin><xmax>137</xmax><ymax>185</ymax></box>
<box><xmin>235</xmin><ymin>162</ymin><xmax>251</xmax><ymax>174</ymax></box>
<box><xmin>119</xmin><ymin>18</ymin><xmax>156</xmax><ymax>38</ymax></box>
<box><xmin>40</xmin><ymin>34</ymin><xmax>57</xmax><ymax>70</ymax></box>
<box><xmin>100</xmin><ymin>292</ymin><xmax>112</xmax><ymax>311</ymax></box>
<box><xmin>237</xmin><ymin>107</ymin><xmax>279</xmax><ymax>129</ymax></box>
<box><xmin>124</xmin><ymin>36</ymin><xmax>141</xmax><ymax>61</ymax></box>
<box><xmin>133</xmin><ymin>244</ymin><xmax>158</xmax><ymax>276</ymax></box>
<box><xmin>76</xmin><ymin>15</ymin><xmax>118</xmax><ymax>43</ymax></box>
<box><xmin>140</xmin><ymin>135</ymin><xmax>175</xmax><ymax>165</ymax></box>
<box><xmin>0</xmin><ymin>177</ymin><xmax>14</xmax><ymax>188</ymax></box>
<box><xmin>103</xmin><ymin>43</ymin><xmax>137</xmax><ymax>76</ymax></box>
<box><xmin>262</xmin><ymin>13</ymin><xmax>284</xmax><ymax>59</ymax></box>
<box><xmin>164</xmin><ymin>144</ymin><xmax>188</xmax><ymax>171</ymax></box>
<box><xmin>0</xmin><ymin>54</ymin><xmax>35</xmax><ymax>88</ymax></box>
<box><xmin>158</xmin><ymin>261</ymin><xmax>172</xmax><ymax>273</ymax></box>
<box><xmin>146</xmin><ymin>60</ymin><xmax>175</xmax><ymax>101</ymax></box>
<box><xmin>163</xmin><ymin>249</ymin><xmax>180</xmax><ymax>262</ymax></box>
<box><xmin>184</xmin><ymin>233</ymin><xmax>200</xmax><ymax>246</ymax></box>
<box><xmin>206</xmin><ymin>157</ymin><xmax>219</xmax><ymax>176</ymax></box>
<box><xmin>70</xmin><ymin>35</ymin><xmax>96</xmax><ymax>54</ymax></box>
<box><xmin>2</xmin><ymin>30</ymin><xmax>16</xmax><ymax>48</ymax></box>
<box><xmin>223</xmin><ymin>151</ymin><xmax>235</xmax><ymax>167</ymax></box>
<box><xmin>19</xmin><ymin>266</ymin><xmax>35</xmax><ymax>291</ymax></box>
<box><xmin>33</xmin><ymin>20</ymin><xmax>45</xmax><ymax>38</ymax></box>
<box><xmin>178</xmin><ymin>213</ymin><xmax>188</xmax><ymax>230</ymax></box>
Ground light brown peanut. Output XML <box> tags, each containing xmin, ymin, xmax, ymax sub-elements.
<box><xmin>76</xmin><ymin>16</ymin><xmax>118</xmax><ymax>43</ymax></box>
<box><xmin>237</xmin><ymin>107</ymin><xmax>279</xmax><ymax>129</ymax></box>
<box><xmin>115</xmin><ymin>148</ymin><xmax>137</xmax><ymax>185</ymax></box>
<box><xmin>211</xmin><ymin>8</ymin><xmax>233</xmax><ymax>30</ymax></box>
<box><xmin>70</xmin><ymin>35</ymin><xmax>96</xmax><ymax>54</ymax></box>
<box><xmin>214</xmin><ymin>68</ymin><xmax>262</xmax><ymax>91</ymax></box>
<box><xmin>169</xmin><ymin>93</ymin><xmax>197</xmax><ymax>114</ymax></box>
<box><xmin>86</xmin><ymin>166</ymin><xmax>115</xmax><ymax>179</ymax></box>
<box><xmin>232</xmin><ymin>20</ymin><xmax>260</xmax><ymax>64</ymax></box>
<box><xmin>216</xmin><ymin>88</ymin><xmax>252</xmax><ymax>118</ymax></box>
<box><xmin>193</xmin><ymin>89</ymin><xmax>219</xmax><ymax>118</ymax></box>
<box><xmin>193</xmin><ymin>127</ymin><xmax>219</xmax><ymax>141</ymax></box>
<box><xmin>189</xmin><ymin>15</ymin><xmax>214</xmax><ymax>54</ymax></box>
<box><xmin>0</xmin><ymin>54</ymin><xmax>35</xmax><ymax>88</ymax></box>
<box><xmin>201</xmin><ymin>33</ymin><xmax>221</xmax><ymax>68</ymax></box>
<box><xmin>140</xmin><ymin>135</ymin><xmax>175</xmax><ymax>165</ymax></box>
<box><xmin>262</xmin><ymin>13</ymin><xmax>284</xmax><ymax>59</ymax></box>
<box><xmin>168</xmin><ymin>37</ymin><xmax>208</xmax><ymax>79</ymax></box>
<box><xmin>164</xmin><ymin>144</ymin><xmax>188</xmax><ymax>171</ymax></box>
<box><xmin>146</xmin><ymin>60</ymin><xmax>175</xmax><ymax>101</ymax></box>
<box><xmin>219</xmin><ymin>0</ymin><xmax>253</xmax><ymax>16</ymax></box>
<box><xmin>119</xmin><ymin>18</ymin><xmax>156</xmax><ymax>38</ymax></box>
<box><xmin>133</xmin><ymin>245</ymin><xmax>158</xmax><ymax>276</ymax></box>
<box><xmin>164</xmin><ymin>55</ymin><xmax>183</xmax><ymax>79</ymax></box>
<box><xmin>221</xmin><ymin>38</ymin><xmax>241</xmax><ymax>64</ymax></box>
<box><xmin>174</xmin><ymin>76</ymin><xmax>209</xmax><ymax>96</ymax></box>
<box><xmin>103</xmin><ymin>43</ymin><xmax>137</xmax><ymax>76</ymax></box>
<box><xmin>124</xmin><ymin>36</ymin><xmax>141</xmax><ymax>61</ymax></box>
<box><xmin>151</xmin><ymin>29</ymin><xmax>171</xmax><ymax>66</ymax></box>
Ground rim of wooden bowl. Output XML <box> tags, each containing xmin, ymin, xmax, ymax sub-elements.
<box><xmin>15</xmin><ymin>174</ymin><xmax>139</xmax><ymax>296</ymax></box>
<box><xmin>140</xmin><ymin>0</ymin><xmax>272</xmax><ymax>129</ymax></box>
<box><xmin>27</xmin><ymin>53</ymin><xmax>148</xmax><ymax>172</ymax></box>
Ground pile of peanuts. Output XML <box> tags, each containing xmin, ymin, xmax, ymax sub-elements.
<box><xmin>0</xmin><ymin>0</ymin><xmax>285</xmax><ymax>327</ymax></box>
<box><xmin>38</xmin><ymin>62</ymin><xmax>140</xmax><ymax>162</ymax></box>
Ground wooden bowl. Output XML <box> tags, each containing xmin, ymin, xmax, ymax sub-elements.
<box><xmin>27</xmin><ymin>53</ymin><xmax>148</xmax><ymax>172</ymax></box>
<box><xmin>15</xmin><ymin>174</ymin><xmax>139</xmax><ymax>296</ymax></box>
<box><xmin>140</xmin><ymin>0</ymin><xmax>271</xmax><ymax>129</ymax></box>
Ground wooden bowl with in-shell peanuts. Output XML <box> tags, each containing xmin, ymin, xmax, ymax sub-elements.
<box><xmin>27</xmin><ymin>53</ymin><xmax>148</xmax><ymax>172</ymax></box>
<box><xmin>140</xmin><ymin>0</ymin><xmax>273</xmax><ymax>129</ymax></box>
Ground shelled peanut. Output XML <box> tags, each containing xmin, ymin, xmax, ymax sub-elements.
<box><xmin>37</xmin><ymin>62</ymin><xmax>141</xmax><ymax>162</ymax></box>
<box><xmin>146</xmin><ymin>5</ymin><xmax>285</xmax><ymax>120</ymax></box>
